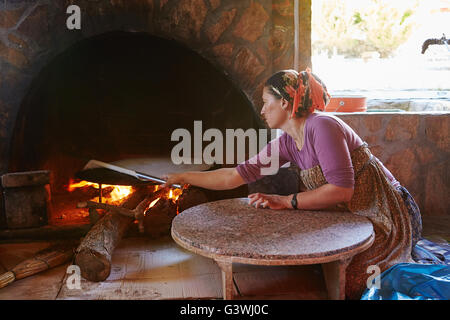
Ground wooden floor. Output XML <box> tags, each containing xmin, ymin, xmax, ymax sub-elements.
<box><xmin>0</xmin><ymin>215</ymin><xmax>447</xmax><ymax>300</ymax></box>
<box><xmin>0</xmin><ymin>236</ymin><xmax>328</xmax><ymax>300</ymax></box>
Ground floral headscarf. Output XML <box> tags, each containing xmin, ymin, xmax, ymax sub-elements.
<box><xmin>265</xmin><ymin>68</ymin><xmax>331</xmax><ymax>118</ymax></box>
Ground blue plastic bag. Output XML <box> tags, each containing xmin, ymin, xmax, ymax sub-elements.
<box><xmin>361</xmin><ymin>263</ymin><xmax>450</xmax><ymax>300</ymax></box>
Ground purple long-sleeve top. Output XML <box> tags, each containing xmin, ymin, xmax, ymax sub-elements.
<box><xmin>236</xmin><ymin>113</ymin><xmax>400</xmax><ymax>189</ymax></box>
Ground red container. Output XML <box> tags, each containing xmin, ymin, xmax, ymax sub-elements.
<box><xmin>325</xmin><ymin>96</ymin><xmax>367</xmax><ymax>112</ymax></box>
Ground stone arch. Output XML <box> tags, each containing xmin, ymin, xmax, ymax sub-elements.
<box><xmin>8</xmin><ymin>30</ymin><xmax>265</xmax><ymax>191</ymax></box>
<box><xmin>0</xmin><ymin>0</ymin><xmax>301</xmax><ymax>173</ymax></box>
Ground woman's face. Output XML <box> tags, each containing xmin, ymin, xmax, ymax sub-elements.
<box><xmin>261</xmin><ymin>86</ymin><xmax>289</xmax><ymax>129</ymax></box>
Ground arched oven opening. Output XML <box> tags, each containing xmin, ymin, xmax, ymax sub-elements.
<box><xmin>7</xmin><ymin>31</ymin><xmax>265</xmax><ymax>231</ymax></box>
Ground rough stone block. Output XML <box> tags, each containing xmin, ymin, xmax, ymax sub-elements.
<box><xmin>0</xmin><ymin>41</ymin><xmax>29</xmax><ymax>69</ymax></box>
<box><xmin>338</xmin><ymin>115</ymin><xmax>362</xmax><ymax>133</ymax></box>
<box><xmin>363</xmin><ymin>115</ymin><xmax>383</xmax><ymax>133</ymax></box>
<box><xmin>233</xmin><ymin>47</ymin><xmax>264</xmax><ymax>89</ymax></box>
<box><xmin>384</xmin><ymin>115</ymin><xmax>419</xmax><ymax>141</ymax></box>
<box><xmin>16</xmin><ymin>4</ymin><xmax>50</xmax><ymax>47</ymax></box>
<box><xmin>1</xmin><ymin>170</ymin><xmax>50</xmax><ymax>188</ymax></box>
<box><xmin>1</xmin><ymin>170</ymin><xmax>51</xmax><ymax>229</ymax></box>
<box><xmin>0</xmin><ymin>7</ymin><xmax>26</xmax><ymax>29</ymax></box>
<box><xmin>425</xmin><ymin>115</ymin><xmax>450</xmax><ymax>151</ymax></box>
<box><xmin>384</xmin><ymin>147</ymin><xmax>417</xmax><ymax>188</ymax></box>
<box><xmin>425</xmin><ymin>163</ymin><xmax>449</xmax><ymax>216</ymax></box>
<box><xmin>205</xmin><ymin>8</ymin><xmax>236</xmax><ymax>44</ymax></box>
<box><xmin>3</xmin><ymin>185</ymin><xmax>50</xmax><ymax>229</ymax></box>
<box><xmin>210</xmin><ymin>42</ymin><xmax>234</xmax><ymax>68</ymax></box>
<box><xmin>414</xmin><ymin>145</ymin><xmax>436</xmax><ymax>165</ymax></box>
<box><xmin>232</xmin><ymin>1</ymin><xmax>269</xmax><ymax>42</ymax></box>
<box><xmin>208</xmin><ymin>0</ymin><xmax>220</xmax><ymax>10</ymax></box>
<box><xmin>268</xmin><ymin>25</ymin><xmax>289</xmax><ymax>52</ymax></box>
<box><xmin>170</xmin><ymin>0</ymin><xmax>208</xmax><ymax>41</ymax></box>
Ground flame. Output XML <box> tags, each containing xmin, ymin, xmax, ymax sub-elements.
<box><xmin>108</xmin><ymin>185</ymin><xmax>134</xmax><ymax>203</ymax></box>
<box><xmin>166</xmin><ymin>188</ymin><xmax>182</xmax><ymax>202</ymax></box>
<box><xmin>67</xmin><ymin>179</ymin><xmax>133</xmax><ymax>204</ymax></box>
<box><xmin>144</xmin><ymin>186</ymin><xmax>183</xmax><ymax>216</ymax></box>
<box><xmin>148</xmin><ymin>197</ymin><xmax>161</xmax><ymax>209</ymax></box>
<box><xmin>67</xmin><ymin>177</ymin><xmax>185</xmax><ymax>221</ymax></box>
<box><xmin>67</xmin><ymin>180</ymin><xmax>95</xmax><ymax>192</ymax></box>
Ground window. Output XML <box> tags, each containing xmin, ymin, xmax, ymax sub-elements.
<box><xmin>311</xmin><ymin>0</ymin><xmax>450</xmax><ymax>107</ymax></box>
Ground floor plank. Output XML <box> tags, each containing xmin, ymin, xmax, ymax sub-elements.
<box><xmin>0</xmin><ymin>241</ymin><xmax>72</xmax><ymax>300</ymax></box>
<box><xmin>57</xmin><ymin>270</ymin><xmax>223</xmax><ymax>300</ymax></box>
<box><xmin>57</xmin><ymin>237</ymin><xmax>224</xmax><ymax>300</ymax></box>
<box><xmin>0</xmin><ymin>241</ymin><xmax>52</xmax><ymax>270</ymax></box>
<box><xmin>1</xmin><ymin>236</ymin><xmax>330</xmax><ymax>300</ymax></box>
<box><xmin>0</xmin><ymin>263</ymin><xmax>69</xmax><ymax>300</ymax></box>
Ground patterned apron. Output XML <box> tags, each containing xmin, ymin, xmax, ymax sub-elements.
<box><xmin>299</xmin><ymin>143</ymin><xmax>415</xmax><ymax>299</ymax></box>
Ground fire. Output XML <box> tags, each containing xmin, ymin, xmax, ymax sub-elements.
<box><xmin>148</xmin><ymin>197</ymin><xmax>161</xmax><ymax>209</ymax></box>
<box><xmin>108</xmin><ymin>185</ymin><xmax>134</xmax><ymax>203</ymax></box>
<box><xmin>144</xmin><ymin>186</ymin><xmax>183</xmax><ymax>216</ymax></box>
<box><xmin>167</xmin><ymin>188</ymin><xmax>183</xmax><ymax>202</ymax></box>
<box><xmin>68</xmin><ymin>178</ymin><xmax>185</xmax><ymax>220</ymax></box>
<box><xmin>67</xmin><ymin>180</ymin><xmax>94</xmax><ymax>191</ymax></box>
<box><xmin>67</xmin><ymin>179</ymin><xmax>133</xmax><ymax>205</ymax></box>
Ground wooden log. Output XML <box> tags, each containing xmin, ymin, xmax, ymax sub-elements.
<box><xmin>74</xmin><ymin>186</ymin><xmax>150</xmax><ymax>282</ymax></box>
<box><xmin>141</xmin><ymin>187</ymin><xmax>209</xmax><ymax>238</ymax></box>
<box><xmin>77</xmin><ymin>201</ymin><xmax>136</xmax><ymax>218</ymax></box>
<box><xmin>77</xmin><ymin>188</ymin><xmax>166</xmax><ymax>233</ymax></box>
<box><xmin>143</xmin><ymin>196</ymin><xmax>177</xmax><ymax>239</ymax></box>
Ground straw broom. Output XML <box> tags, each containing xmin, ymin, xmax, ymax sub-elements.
<box><xmin>0</xmin><ymin>241</ymin><xmax>77</xmax><ymax>289</ymax></box>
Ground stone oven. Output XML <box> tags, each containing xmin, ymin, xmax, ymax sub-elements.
<box><xmin>0</xmin><ymin>0</ymin><xmax>312</xmax><ymax>233</ymax></box>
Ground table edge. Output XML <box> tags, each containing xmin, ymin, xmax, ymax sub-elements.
<box><xmin>171</xmin><ymin>227</ymin><xmax>375</xmax><ymax>266</ymax></box>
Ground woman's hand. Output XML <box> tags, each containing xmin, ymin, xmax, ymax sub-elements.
<box><xmin>248</xmin><ymin>193</ymin><xmax>291</xmax><ymax>210</ymax></box>
<box><xmin>161</xmin><ymin>172</ymin><xmax>185</xmax><ymax>188</ymax></box>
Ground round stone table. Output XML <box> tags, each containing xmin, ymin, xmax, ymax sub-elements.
<box><xmin>171</xmin><ymin>198</ymin><xmax>375</xmax><ymax>300</ymax></box>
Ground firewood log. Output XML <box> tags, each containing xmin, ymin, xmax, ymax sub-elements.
<box><xmin>142</xmin><ymin>187</ymin><xmax>208</xmax><ymax>238</ymax></box>
<box><xmin>143</xmin><ymin>197</ymin><xmax>177</xmax><ymax>239</ymax></box>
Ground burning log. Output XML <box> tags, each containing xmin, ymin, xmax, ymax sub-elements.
<box><xmin>143</xmin><ymin>186</ymin><xmax>208</xmax><ymax>239</ymax></box>
<box><xmin>77</xmin><ymin>188</ymin><xmax>165</xmax><ymax>233</ymax></box>
<box><xmin>74</xmin><ymin>183</ymin><xmax>204</xmax><ymax>280</ymax></box>
<box><xmin>143</xmin><ymin>196</ymin><xmax>178</xmax><ymax>239</ymax></box>
<box><xmin>74</xmin><ymin>186</ymin><xmax>152</xmax><ymax>282</ymax></box>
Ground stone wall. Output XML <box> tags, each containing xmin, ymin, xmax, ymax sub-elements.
<box><xmin>0</xmin><ymin>0</ymin><xmax>311</xmax><ymax>175</ymax></box>
<box><xmin>367</xmin><ymin>99</ymin><xmax>450</xmax><ymax>112</ymax></box>
<box><xmin>336</xmin><ymin>112</ymin><xmax>449</xmax><ymax>217</ymax></box>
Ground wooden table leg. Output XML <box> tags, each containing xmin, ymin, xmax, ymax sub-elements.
<box><xmin>214</xmin><ymin>259</ymin><xmax>233</xmax><ymax>300</ymax></box>
<box><xmin>321</xmin><ymin>257</ymin><xmax>352</xmax><ymax>300</ymax></box>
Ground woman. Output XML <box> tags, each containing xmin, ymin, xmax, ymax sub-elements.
<box><xmin>164</xmin><ymin>68</ymin><xmax>422</xmax><ymax>299</ymax></box>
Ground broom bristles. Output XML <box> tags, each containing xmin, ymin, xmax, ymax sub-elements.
<box><xmin>0</xmin><ymin>271</ymin><xmax>15</xmax><ymax>289</ymax></box>
<box><xmin>2</xmin><ymin>242</ymin><xmax>76</xmax><ymax>284</ymax></box>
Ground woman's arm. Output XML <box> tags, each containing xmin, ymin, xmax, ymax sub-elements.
<box><xmin>162</xmin><ymin>168</ymin><xmax>246</xmax><ymax>190</ymax></box>
<box><xmin>249</xmin><ymin>183</ymin><xmax>354</xmax><ymax>210</ymax></box>
<box><xmin>291</xmin><ymin>183</ymin><xmax>353</xmax><ymax>209</ymax></box>
<box><xmin>163</xmin><ymin>135</ymin><xmax>289</xmax><ymax>191</ymax></box>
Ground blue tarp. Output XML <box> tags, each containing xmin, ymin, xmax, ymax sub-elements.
<box><xmin>361</xmin><ymin>263</ymin><xmax>450</xmax><ymax>300</ymax></box>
